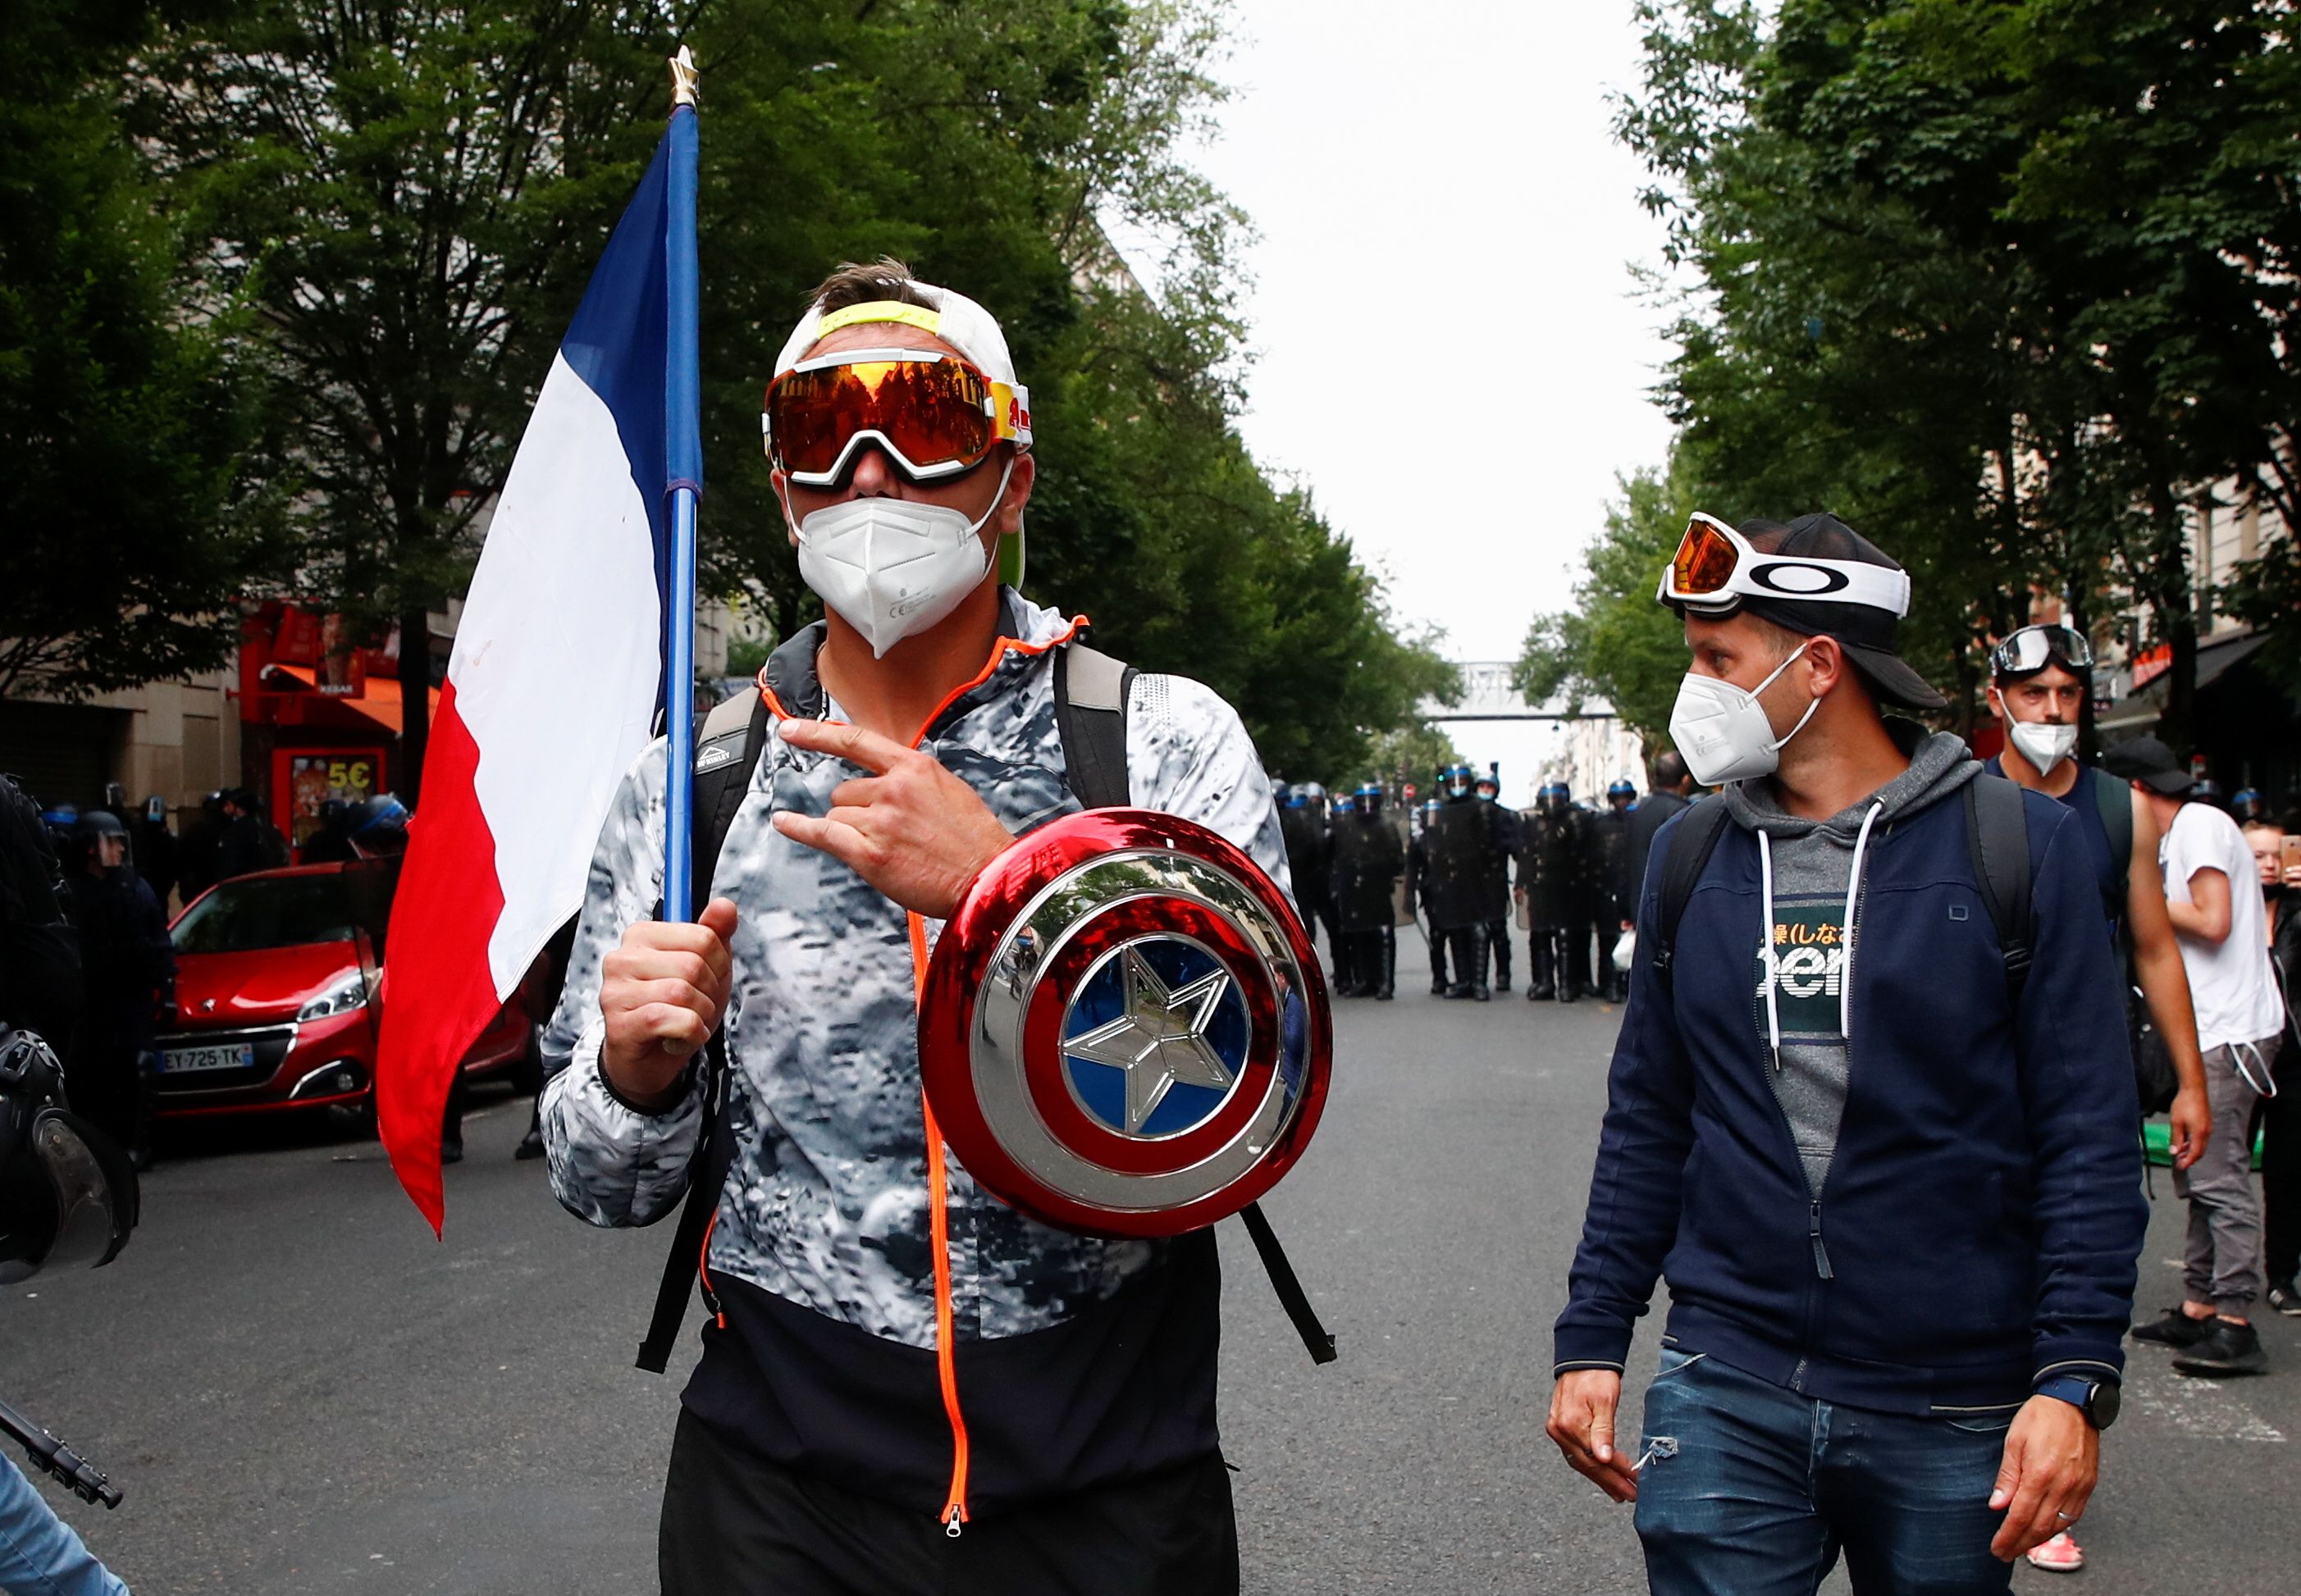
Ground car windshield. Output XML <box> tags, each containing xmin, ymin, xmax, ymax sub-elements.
<box><xmin>174</xmin><ymin>872</ymin><xmax>376</xmax><ymax>955</ymax></box>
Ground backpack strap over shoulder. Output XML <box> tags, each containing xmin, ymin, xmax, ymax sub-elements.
<box><xmin>2090</xmin><ymin>764</ymin><xmax>2134</xmax><ymax>910</ymax></box>
<box><xmin>1053</xmin><ymin>641</ymin><xmax>1135</xmax><ymax>809</ymax></box>
<box><xmin>1650</xmin><ymin>798</ymin><xmax>1733</xmax><ymax>982</ymax></box>
<box><xmin>637</xmin><ymin>685</ymin><xmax>770</xmax><ymax>1374</ymax></box>
<box><xmin>1963</xmin><ymin>773</ymin><xmax>2035</xmax><ymax>1005</ymax></box>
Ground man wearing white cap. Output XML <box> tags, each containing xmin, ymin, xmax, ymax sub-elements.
<box><xmin>540</xmin><ymin>261</ymin><xmax>1286</xmax><ymax>1592</ymax></box>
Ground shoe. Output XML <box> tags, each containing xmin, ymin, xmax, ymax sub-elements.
<box><xmin>1494</xmin><ymin>978</ymin><xmax>1511</xmax><ymax>993</ymax></box>
<box><xmin>1526</xmin><ymin>985</ymin><xmax>1554</xmax><ymax>1001</ymax></box>
<box><xmin>516</xmin><ymin>1126</ymin><xmax>546</xmax><ymax>1161</ymax></box>
<box><xmin>2130</xmin><ymin>1306</ymin><xmax>2217</xmax><ymax>1348</ymax></box>
<box><xmin>441</xmin><ymin>1138</ymin><xmax>464</xmax><ymax>1166</ymax></box>
<box><xmin>1375</xmin><ymin>988</ymin><xmax>1394</xmax><ymax>1001</ymax></box>
<box><xmin>2267</xmin><ymin>1279</ymin><xmax>2301</xmax><ymax>1317</ymax></box>
<box><xmin>1430</xmin><ymin>981</ymin><xmax>1447</xmax><ymax>996</ymax></box>
<box><xmin>1444</xmin><ymin>984</ymin><xmax>1472</xmax><ymax>1000</ymax></box>
<box><xmin>2025</xmin><ymin>1532</ymin><xmax>2084</xmax><ymax>1573</ymax></box>
<box><xmin>1472</xmin><ymin>986</ymin><xmax>1491</xmax><ymax>1002</ymax></box>
<box><xmin>2171</xmin><ymin>1318</ymin><xmax>2267</xmax><ymax>1376</ymax></box>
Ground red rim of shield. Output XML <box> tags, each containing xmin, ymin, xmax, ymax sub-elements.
<box><xmin>919</xmin><ymin>808</ymin><xmax>1331</xmax><ymax>1238</ymax></box>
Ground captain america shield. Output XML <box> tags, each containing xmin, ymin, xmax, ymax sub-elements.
<box><xmin>919</xmin><ymin>808</ymin><xmax>1332</xmax><ymax>1238</ymax></box>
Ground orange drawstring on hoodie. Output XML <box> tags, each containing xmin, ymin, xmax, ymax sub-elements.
<box><xmin>909</xmin><ymin>911</ymin><xmax>970</xmax><ymax>1536</ymax></box>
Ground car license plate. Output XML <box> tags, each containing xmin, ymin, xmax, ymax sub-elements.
<box><xmin>161</xmin><ymin>1042</ymin><xmax>255</xmax><ymax>1075</ymax></box>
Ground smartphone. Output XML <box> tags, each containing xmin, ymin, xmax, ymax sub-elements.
<box><xmin>2282</xmin><ymin>835</ymin><xmax>2301</xmax><ymax>876</ymax></box>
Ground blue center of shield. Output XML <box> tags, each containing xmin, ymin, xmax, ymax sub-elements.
<box><xmin>1061</xmin><ymin>937</ymin><xmax>1251</xmax><ymax>1138</ymax></box>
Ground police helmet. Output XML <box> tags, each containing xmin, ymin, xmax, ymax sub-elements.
<box><xmin>1281</xmin><ymin>783</ymin><xmax>1307</xmax><ymax>809</ymax></box>
<box><xmin>1607</xmin><ymin>777</ymin><xmax>1637</xmax><ymax>807</ymax></box>
<box><xmin>2232</xmin><ymin>787</ymin><xmax>2268</xmax><ymax>823</ymax></box>
<box><xmin>1442</xmin><ymin>762</ymin><xmax>1476</xmax><ymax>799</ymax></box>
<box><xmin>351</xmin><ymin>793</ymin><xmax>411</xmax><ymax>837</ymax></box>
<box><xmin>1300</xmin><ymin>782</ymin><xmax>1326</xmax><ymax>807</ymax></box>
<box><xmin>1353</xmin><ymin>782</ymin><xmax>1384</xmax><ymax>816</ymax></box>
<box><xmin>0</xmin><ymin>1028</ymin><xmax>135</xmax><ymax>1284</ymax></box>
<box><xmin>1537</xmin><ymin>780</ymin><xmax>1571</xmax><ymax>814</ymax></box>
<box><xmin>2189</xmin><ymin>779</ymin><xmax>2226</xmax><ymax>812</ymax></box>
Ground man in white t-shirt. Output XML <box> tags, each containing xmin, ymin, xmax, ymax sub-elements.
<box><xmin>2109</xmin><ymin>738</ymin><xmax>2285</xmax><ymax>1375</ymax></box>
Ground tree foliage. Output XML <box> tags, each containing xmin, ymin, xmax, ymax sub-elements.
<box><xmin>98</xmin><ymin>0</ymin><xmax>1445</xmax><ymax>786</ymax></box>
<box><xmin>1515</xmin><ymin>459</ymin><xmax>1697</xmax><ymax>752</ymax></box>
<box><xmin>0</xmin><ymin>0</ymin><xmax>278</xmax><ymax>700</ymax></box>
<box><xmin>1606</xmin><ymin>0</ymin><xmax>2301</xmax><ymax>750</ymax></box>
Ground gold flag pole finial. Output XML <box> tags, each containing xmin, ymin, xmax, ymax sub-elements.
<box><xmin>670</xmin><ymin>45</ymin><xmax>698</xmax><ymax>107</ymax></box>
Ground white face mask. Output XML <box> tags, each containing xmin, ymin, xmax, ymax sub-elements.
<box><xmin>789</xmin><ymin>462</ymin><xmax>1011</xmax><ymax>659</ymax></box>
<box><xmin>2007</xmin><ymin>718</ymin><xmax>2078</xmax><ymax>777</ymax></box>
<box><xmin>1667</xmin><ymin>641</ymin><xmax>1819</xmax><ymax>787</ymax></box>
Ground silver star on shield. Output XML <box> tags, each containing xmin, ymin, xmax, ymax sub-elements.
<box><xmin>1063</xmin><ymin>945</ymin><xmax>1236</xmax><ymax>1133</ymax></box>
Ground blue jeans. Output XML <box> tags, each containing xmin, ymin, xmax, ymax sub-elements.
<box><xmin>0</xmin><ymin>1457</ymin><xmax>130</xmax><ymax>1596</ymax></box>
<box><xmin>1632</xmin><ymin>1348</ymin><xmax>2014</xmax><ymax>1596</ymax></box>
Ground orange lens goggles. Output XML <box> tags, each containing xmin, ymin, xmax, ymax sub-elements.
<box><xmin>765</xmin><ymin>350</ymin><xmax>1007</xmax><ymax>486</ymax></box>
<box><xmin>1669</xmin><ymin>513</ymin><xmax>1742</xmax><ymax>600</ymax></box>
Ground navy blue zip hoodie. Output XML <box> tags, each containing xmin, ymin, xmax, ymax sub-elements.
<box><xmin>1554</xmin><ymin>749</ymin><xmax>2148</xmax><ymax>1416</ymax></box>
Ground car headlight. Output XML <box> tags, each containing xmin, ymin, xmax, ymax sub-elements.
<box><xmin>298</xmin><ymin>970</ymin><xmax>371</xmax><ymax>1022</ymax></box>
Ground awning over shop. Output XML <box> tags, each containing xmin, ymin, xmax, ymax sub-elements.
<box><xmin>254</xmin><ymin>662</ymin><xmax>439</xmax><ymax>736</ymax></box>
<box><xmin>2095</xmin><ymin>632</ymin><xmax>2268</xmax><ymax>736</ymax></box>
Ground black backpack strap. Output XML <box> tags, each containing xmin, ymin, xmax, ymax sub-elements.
<box><xmin>2090</xmin><ymin>765</ymin><xmax>2133</xmax><ymax>910</ymax></box>
<box><xmin>1053</xmin><ymin>641</ymin><xmax>1135</xmax><ymax>810</ymax></box>
<box><xmin>1649</xmin><ymin>798</ymin><xmax>1732</xmax><ymax>982</ymax></box>
<box><xmin>1963</xmin><ymin>773</ymin><xmax>2035</xmax><ymax>1005</ymax></box>
<box><xmin>637</xmin><ymin>687</ymin><xmax>770</xmax><ymax>1373</ymax></box>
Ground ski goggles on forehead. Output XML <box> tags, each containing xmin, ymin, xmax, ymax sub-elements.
<box><xmin>1657</xmin><ymin>512</ymin><xmax>1911</xmax><ymax>618</ymax></box>
<box><xmin>763</xmin><ymin>347</ymin><xmax>1032</xmax><ymax>486</ymax></box>
<box><xmin>1989</xmin><ymin>623</ymin><xmax>2093</xmax><ymax>678</ymax></box>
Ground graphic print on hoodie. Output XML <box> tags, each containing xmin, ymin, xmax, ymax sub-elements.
<box><xmin>1723</xmin><ymin>727</ymin><xmax>1981</xmax><ymax>1202</ymax></box>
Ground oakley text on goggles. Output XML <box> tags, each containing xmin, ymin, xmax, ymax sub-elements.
<box><xmin>1657</xmin><ymin>512</ymin><xmax>1912</xmax><ymax>618</ymax></box>
<box><xmin>764</xmin><ymin>347</ymin><xmax>1032</xmax><ymax>487</ymax></box>
<box><xmin>1989</xmin><ymin>624</ymin><xmax>2093</xmax><ymax>679</ymax></box>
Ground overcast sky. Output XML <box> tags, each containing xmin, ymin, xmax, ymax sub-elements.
<box><xmin>1178</xmin><ymin>0</ymin><xmax>1678</xmax><ymax>670</ymax></box>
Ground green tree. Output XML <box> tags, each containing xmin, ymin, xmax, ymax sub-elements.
<box><xmin>1</xmin><ymin>0</ymin><xmax>276</xmax><ymax>700</ymax></box>
<box><xmin>1618</xmin><ymin>0</ymin><xmax>2301</xmax><ymax>750</ymax></box>
<box><xmin>1515</xmin><ymin>459</ymin><xmax>1697</xmax><ymax>752</ymax></box>
<box><xmin>139</xmin><ymin>0</ymin><xmax>680</xmax><ymax>795</ymax></box>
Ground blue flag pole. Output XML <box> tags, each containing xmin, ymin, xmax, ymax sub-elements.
<box><xmin>662</xmin><ymin>48</ymin><xmax>703</xmax><ymax>923</ymax></box>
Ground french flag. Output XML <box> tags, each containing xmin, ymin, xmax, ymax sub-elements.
<box><xmin>378</xmin><ymin>103</ymin><xmax>700</xmax><ymax>1232</ymax></box>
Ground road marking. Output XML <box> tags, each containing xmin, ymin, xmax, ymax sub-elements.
<box><xmin>2124</xmin><ymin>1363</ymin><xmax>2285</xmax><ymax>1443</ymax></box>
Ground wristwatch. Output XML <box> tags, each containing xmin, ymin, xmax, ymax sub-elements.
<box><xmin>2036</xmin><ymin>1373</ymin><xmax>2121</xmax><ymax>1430</ymax></box>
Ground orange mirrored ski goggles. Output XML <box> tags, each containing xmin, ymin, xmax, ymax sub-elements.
<box><xmin>1657</xmin><ymin>512</ymin><xmax>1911</xmax><ymax>616</ymax></box>
<box><xmin>764</xmin><ymin>348</ymin><xmax>1032</xmax><ymax>486</ymax></box>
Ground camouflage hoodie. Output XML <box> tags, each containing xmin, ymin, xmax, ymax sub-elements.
<box><xmin>540</xmin><ymin>591</ymin><xmax>1290</xmax><ymax>1351</ymax></box>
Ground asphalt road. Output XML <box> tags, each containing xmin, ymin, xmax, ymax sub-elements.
<box><xmin>7</xmin><ymin>929</ymin><xmax>2298</xmax><ymax>1594</ymax></box>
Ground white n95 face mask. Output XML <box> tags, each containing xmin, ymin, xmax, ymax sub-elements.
<box><xmin>791</xmin><ymin>463</ymin><xmax>1010</xmax><ymax>659</ymax></box>
<box><xmin>2007</xmin><ymin>719</ymin><xmax>2078</xmax><ymax>777</ymax></box>
<box><xmin>1667</xmin><ymin>641</ymin><xmax>1818</xmax><ymax>787</ymax></box>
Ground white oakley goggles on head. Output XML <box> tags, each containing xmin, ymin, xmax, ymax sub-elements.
<box><xmin>1657</xmin><ymin>512</ymin><xmax>1912</xmax><ymax>618</ymax></box>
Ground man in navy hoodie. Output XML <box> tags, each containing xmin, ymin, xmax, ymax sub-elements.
<box><xmin>1545</xmin><ymin>513</ymin><xmax>2146</xmax><ymax>1595</ymax></box>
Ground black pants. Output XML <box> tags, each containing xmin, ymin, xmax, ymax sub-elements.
<box><xmin>1484</xmin><ymin>919</ymin><xmax>1510</xmax><ymax>987</ymax></box>
<box><xmin>2263</xmin><ymin>1068</ymin><xmax>2301</xmax><ymax>1285</ymax></box>
<box><xmin>1341</xmin><ymin>924</ymin><xmax>1394</xmax><ymax>996</ymax></box>
<box><xmin>1438</xmin><ymin>923</ymin><xmax>1489</xmax><ymax>993</ymax></box>
<box><xmin>660</xmin><ymin>1410</ymin><xmax>1240</xmax><ymax>1596</ymax></box>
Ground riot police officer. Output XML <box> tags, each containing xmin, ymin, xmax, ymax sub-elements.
<box><xmin>1590</xmin><ymin>778</ymin><xmax>1637</xmax><ymax>1001</ymax></box>
<box><xmin>1278</xmin><ymin>782</ymin><xmax>1334</xmax><ymax>962</ymax></box>
<box><xmin>299</xmin><ymin>798</ymin><xmax>360</xmax><ymax>864</ymax></box>
<box><xmin>1416</xmin><ymin>763</ymin><xmax>1504</xmax><ymax>1000</ymax></box>
<box><xmin>1473</xmin><ymin>766</ymin><xmax>1520</xmax><ymax>993</ymax></box>
<box><xmin>1517</xmin><ymin>780</ymin><xmax>1588</xmax><ymax>1002</ymax></box>
<box><xmin>1330</xmin><ymin>783</ymin><xmax>1404</xmax><ymax>999</ymax></box>
<box><xmin>63</xmin><ymin>813</ymin><xmax>172</xmax><ymax>1170</ymax></box>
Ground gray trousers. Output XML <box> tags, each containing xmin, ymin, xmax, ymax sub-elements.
<box><xmin>2174</xmin><ymin>1034</ymin><xmax>2283</xmax><ymax>1314</ymax></box>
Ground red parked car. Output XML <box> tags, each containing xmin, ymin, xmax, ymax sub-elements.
<box><xmin>158</xmin><ymin>858</ymin><xmax>533</xmax><ymax>1122</ymax></box>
